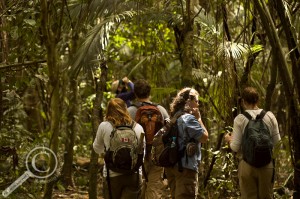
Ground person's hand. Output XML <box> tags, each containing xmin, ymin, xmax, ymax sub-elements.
<box><xmin>185</xmin><ymin>99</ymin><xmax>201</xmax><ymax>119</ymax></box>
<box><xmin>224</xmin><ymin>132</ymin><xmax>232</xmax><ymax>143</ymax></box>
<box><xmin>192</xmin><ymin>108</ymin><xmax>201</xmax><ymax>119</ymax></box>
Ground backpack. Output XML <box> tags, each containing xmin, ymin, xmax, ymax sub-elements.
<box><xmin>151</xmin><ymin>112</ymin><xmax>185</xmax><ymax>170</ymax></box>
<box><xmin>135</xmin><ymin>102</ymin><xmax>164</xmax><ymax>158</ymax></box>
<box><xmin>241</xmin><ymin>110</ymin><xmax>273</xmax><ymax>168</ymax></box>
<box><xmin>104</xmin><ymin>122</ymin><xmax>144</xmax><ymax>174</ymax></box>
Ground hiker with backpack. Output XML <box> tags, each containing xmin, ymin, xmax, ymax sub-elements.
<box><xmin>163</xmin><ymin>87</ymin><xmax>209</xmax><ymax>199</ymax></box>
<box><xmin>127</xmin><ymin>79</ymin><xmax>169</xmax><ymax>199</ymax></box>
<box><xmin>111</xmin><ymin>76</ymin><xmax>135</xmax><ymax>107</ymax></box>
<box><xmin>93</xmin><ymin>98</ymin><xmax>145</xmax><ymax>199</ymax></box>
<box><xmin>224</xmin><ymin>86</ymin><xmax>281</xmax><ymax>199</ymax></box>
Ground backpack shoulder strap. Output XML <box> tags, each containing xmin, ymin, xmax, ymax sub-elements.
<box><xmin>115</xmin><ymin>121</ymin><xmax>136</xmax><ymax>129</ymax></box>
<box><xmin>131</xmin><ymin>121</ymin><xmax>136</xmax><ymax>129</ymax></box>
<box><xmin>256</xmin><ymin>110</ymin><xmax>267</xmax><ymax>120</ymax></box>
<box><xmin>170</xmin><ymin>111</ymin><xmax>185</xmax><ymax>124</ymax></box>
<box><xmin>242</xmin><ymin>111</ymin><xmax>253</xmax><ymax>120</ymax></box>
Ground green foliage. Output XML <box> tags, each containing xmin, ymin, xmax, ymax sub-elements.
<box><xmin>217</xmin><ymin>42</ymin><xmax>263</xmax><ymax>60</ymax></box>
<box><xmin>201</xmin><ymin>147</ymin><xmax>239</xmax><ymax>198</ymax></box>
<box><xmin>0</xmin><ymin>90</ymin><xmax>29</xmax><ymax>146</ymax></box>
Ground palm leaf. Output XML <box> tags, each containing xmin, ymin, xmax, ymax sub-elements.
<box><xmin>217</xmin><ymin>41</ymin><xmax>251</xmax><ymax>59</ymax></box>
<box><xmin>70</xmin><ymin>11</ymin><xmax>137</xmax><ymax>77</ymax></box>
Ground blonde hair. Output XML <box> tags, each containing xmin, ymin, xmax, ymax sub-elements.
<box><xmin>106</xmin><ymin>98</ymin><xmax>132</xmax><ymax>126</ymax></box>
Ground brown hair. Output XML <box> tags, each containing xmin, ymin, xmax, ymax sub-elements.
<box><xmin>170</xmin><ymin>87</ymin><xmax>199</xmax><ymax>116</ymax></box>
<box><xmin>241</xmin><ymin>87</ymin><xmax>259</xmax><ymax>105</ymax></box>
<box><xmin>105</xmin><ymin>98</ymin><xmax>133</xmax><ymax>126</ymax></box>
<box><xmin>134</xmin><ymin>79</ymin><xmax>151</xmax><ymax>99</ymax></box>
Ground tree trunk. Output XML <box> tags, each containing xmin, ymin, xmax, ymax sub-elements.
<box><xmin>273</xmin><ymin>0</ymin><xmax>300</xmax><ymax>98</ymax></box>
<box><xmin>61</xmin><ymin>30</ymin><xmax>80</xmax><ymax>188</ymax></box>
<box><xmin>88</xmin><ymin>61</ymin><xmax>108</xmax><ymax>199</ymax></box>
<box><xmin>40</xmin><ymin>0</ymin><xmax>62</xmax><ymax>198</ymax></box>
<box><xmin>173</xmin><ymin>0</ymin><xmax>198</xmax><ymax>86</ymax></box>
<box><xmin>61</xmin><ymin>77</ymin><xmax>78</xmax><ymax>188</ymax></box>
<box><xmin>253</xmin><ymin>0</ymin><xmax>300</xmax><ymax>197</ymax></box>
<box><xmin>0</xmin><ymin>0</ymin><xmax>8</xmax><ymax>129</ymax></box>
<box><xmin>265</xmin><ymin>55</ymin><xmax>277</xmax><ymax>111</ymax></box>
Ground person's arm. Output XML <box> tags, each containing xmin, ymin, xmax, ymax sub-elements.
<box><xmin>198</xmin><ymin>117</ymin><xmax>209</xmax><ymax>143</ymax></box>
<box><xmin>184</xmin><ymin>113</ymin><xmax>209</xmax><ymax>144</ymax></box>
<box><xmin>93</xmin><ymin>123</ymin><xmax>105</xmax><ymax>154</ymax></box>
<box><xmin>189</xmin><ymin>105</ymin><xmax>208</xmax><ymax>143</ymax></box>
<box><xmin>116</xmin><ymin>81</ymin><xmax>135</xmax><ymax>101</ymax></box>
<box><xmin>227</xmin><ymin>115</ymin><xmax>244</xmax><ymax>152</ymax></box>
<box><xmin>93</xmin><ymin>122</ymin><xmax>113</xmax><ymax>154</ymax></box>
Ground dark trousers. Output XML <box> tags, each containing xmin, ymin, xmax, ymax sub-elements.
<box><xmin>103</xmin><ymin>173</ymin><xmax>142</xmax><ymax>199</ymax></box>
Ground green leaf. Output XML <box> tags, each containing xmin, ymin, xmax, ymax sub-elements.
<box><xmin>24</xmin><ymin>19</ymin><xmax>36</xmax><ymax>26</ymax></box>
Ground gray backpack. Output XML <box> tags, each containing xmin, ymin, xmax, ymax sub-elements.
<box><xmin>104</xmin><ymin>122</ymin><xmax>143</xmax><ymax>174</ymax></box>
<box><xmin>242</xmin><ymin>110</ymin><xmax>273</xmax><ymax>168</ymax></box>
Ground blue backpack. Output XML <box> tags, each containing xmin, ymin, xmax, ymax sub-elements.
<box><xmin>242</xmin><ymin>110</ymin><xmax>273</xmax><ymax>168</ymax></box>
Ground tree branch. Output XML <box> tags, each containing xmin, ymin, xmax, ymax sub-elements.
<box><xmin>0</xmin><ymin>60</ymin><xmax>46</xmax><ymax>70</ymax></box>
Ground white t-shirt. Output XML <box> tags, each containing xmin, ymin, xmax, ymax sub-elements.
<box><xmin>230</xmin><ymin>109</ymin><xmax>281</xmax><ymax>157</ymax></box>
<box><xmin>93</xmin><ymin>121</ymin><xmax>145</xmax><ymax>177</ymax></box>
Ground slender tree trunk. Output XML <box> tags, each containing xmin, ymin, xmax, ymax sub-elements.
<box><xmin>61</xmin><ymin>30</ymin><xmax>80</xmax><ymax>188</ymax></box>
<box><xmin>0</xmin><ymin>0</ymin><xmax>8</xmax><ymax>129</ymax></box>
<box><xmin>273</xmin><ymin>0</ymin><xmax>300</xmax><ymax>98</ymax></box>
<box><xmin>89</xmin><ymin>61</ymin><xmax>108</xmax><ymax>199</ymax></box>
<box><xmin>61</xmin><ymin>77</ymin><xmax>78</xmax><ymax>187</ymax></box>
<box><xmin>265</xmin><ymin>55</ymin><xmax>277</xmax><ymax>111</ymax></box>
<box><xmin>240</xmin><ymin>17</ymin><xmax>265</xmax><ymax>87</ymax></box>
<box><xmin>40</xmin><ymin>0</ymin><xmax>62</xmax><ymax>198</ymax></box>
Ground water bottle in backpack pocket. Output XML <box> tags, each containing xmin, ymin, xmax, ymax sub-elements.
<box><xmin>151</xmin><ymin>120</ymin><xmax>183</xmax><ymax>167</ymax></box>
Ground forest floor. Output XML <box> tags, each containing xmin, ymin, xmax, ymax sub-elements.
<box><xmin>51</xmin><ymin>156</ymin><xmax>171</xmax><ymax>199</ymax></box>
<box><xmin>53</xmin><ymin>189</ymin><xmax>93</xmax><ymax>199</ymax></box>
<box><xmin>52</xmin><ymin>178</ymin><xmax>171</xmax><ymax>199</ymax></box>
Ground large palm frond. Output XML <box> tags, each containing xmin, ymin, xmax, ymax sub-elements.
<box><xmin>217</xmin><ymin>41</ymin><xmax>263</xmax><ymax>60</ymax></box>
<box><xmin>70</xmin><ymin>10</ymin><xmax>137</xmax><ymax>77</ymax></box>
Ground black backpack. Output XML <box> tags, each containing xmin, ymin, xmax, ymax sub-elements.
<box><xmin>241</xmin><ymin>110</ymin><xmax>273</xmax><ymax>168</ymax></box>
<box><xmin>151</xmin><ymin>112</ymin><xmax>185</xmax><ymax>171</ymax></box>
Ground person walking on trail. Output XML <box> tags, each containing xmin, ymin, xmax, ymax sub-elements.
<box><xmin>111</xmin><ymin>76</ymin><xmax>135</xmax><ymax>107</ymax></box>
<box><xmin>164</xmin><ymin>87</ymin><xmax>209</xmax><ymax>199</ymax></box>
<box><xmin>93</xmin><ymin>98</ymin><xmax>145</xmax><ymax>199</ymax></box>
<box><xmin>224</xmin><ymin>86</ymin><xmax>281</xmax><ymax>199</ymax></box>
<box><xmin>127</xmin><ymin>79</ymin><xmax>169</xmax><ymax>199</ymax></box>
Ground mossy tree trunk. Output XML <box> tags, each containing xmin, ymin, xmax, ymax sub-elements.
<box><xmin>173</xmin><ymin>0</ymin><xmax>199</xmax><ymax>86</ymax></box>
